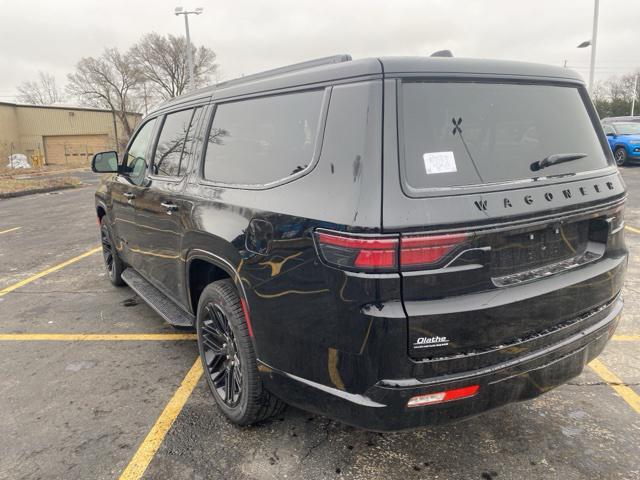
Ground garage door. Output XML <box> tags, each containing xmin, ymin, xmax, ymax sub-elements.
<box><xmin>44</xmin><ymin>134</ymin><xmax>111</xmax><ymax>166</ymax></box>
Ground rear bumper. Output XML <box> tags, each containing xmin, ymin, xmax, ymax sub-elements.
<box><xmin>259</xmin><ymin>295</ymin><xmax>622</xmax><ymax>431</ymax></box>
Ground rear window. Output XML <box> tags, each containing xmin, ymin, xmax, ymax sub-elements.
<box><xmin>400</xmin><ymin>81</ymin><xmax>609</xmax><ymax>192</ymax></box>
<box><xmin>203</xmin><ymin>90</ymin><xmax>324</xmax><ymax>186</ymax></box>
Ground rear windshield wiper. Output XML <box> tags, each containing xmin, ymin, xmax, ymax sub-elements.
<box><xmin>530</xmin><ymin>153</ymin><xmax>587</xmax><ymax>172</ymax></box>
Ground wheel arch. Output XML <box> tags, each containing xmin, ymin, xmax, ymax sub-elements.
<box><xmin>613</xmin><ymin>143</ymin><xmax>629</xmax><ymax>153</ymax></box>
<box><xmin>186</xmin><ymin>249</ymin><xmax>250</xmax><ymax>317</ymax></box>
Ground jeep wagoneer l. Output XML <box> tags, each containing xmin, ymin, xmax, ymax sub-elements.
<box><xmin>92</xmin><ymin>55</ymin><xmax>627</xmax><ymax>431</ymax></box>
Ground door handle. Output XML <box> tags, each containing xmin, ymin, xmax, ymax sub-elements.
<box><xmin>123</xmin><ymin>192</ymin><xmax>135</xmax><ymax>198</ymax></box>
<box><xmin>161</xmin><ymin>201</ymin><xmax>178</xmax><ymax>214</ymax></box>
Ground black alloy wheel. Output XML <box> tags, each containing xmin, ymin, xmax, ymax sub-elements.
<box><xmin>100</xmin><ymin>218</ymin><xmax>125</xmax><ymax>286</ymax></box>
<box><xmin>201</xmin><ymin>303</ymin><xmax>243</xmax><ymax>407</ymax></box>
<box><xmin>101</xmin><ymin>224</ymin><xmax>114</xmax><ymax>277</ymax></box>
<box><xmin>196</xmin><ymin>279</ymin><xmax>285</xmax><ymax>425</ymax></box>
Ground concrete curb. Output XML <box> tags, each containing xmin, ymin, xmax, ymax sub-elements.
<box><xmin>0</xmin><ymin>184</ymin><xmax>79</xmax><ymax>200</ymax></box>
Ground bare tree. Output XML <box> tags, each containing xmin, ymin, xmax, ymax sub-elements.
<box><xmin>17</xmin><ymin>71</ymin><xmax>64</xmax><ymax>105</ymax></box>
<box><xmin>131</xmin><ymin>33</ymin><xmax>217</xmax><ymax>100</ymax></box>
<box><xmin>66</xmin><ymin>48</ymin><xmax>142</xmax><ymax>146</ymax></box>
<box><xmin>592</xmin><ymin>71</ymin><xmax>640</xmax><ymax>118</ymax></box>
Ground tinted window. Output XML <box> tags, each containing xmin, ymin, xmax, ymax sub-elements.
<box><xmin>401</xmin><ymin>82</ymin><xmax>609</xmax><ymax>191</ymax></box>
<box><xmin>153</xmin><ymin>108</ymin><xmax>199</xmax><ymax>177</ymax></box>
<box><xmin>203</xmin><ymin>90</ymin><xmax>324</xmax><ymax>185</ymax></box>
<box><xmin>124</xmin><ymin>118</ymin><xmax>157</xmax><ymax>185</ymax></box>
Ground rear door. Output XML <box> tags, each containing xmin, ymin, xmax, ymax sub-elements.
<box><xmin>382</xmin><ymin>78</ymin><xmax>626</xmax><ymax>365</ymax></box>
<box><xmin>132</xmin><ymin>107</ymin><xmax>204</xmax><ymax>307</ymax></box>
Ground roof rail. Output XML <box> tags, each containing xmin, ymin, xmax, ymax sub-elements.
<box><xmin>215</xmin><ymin>54</ymin><xmax>352</xmax><ymax>88</ymax></box>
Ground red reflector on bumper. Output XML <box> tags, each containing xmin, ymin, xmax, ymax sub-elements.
<box><xmin>407</xmin><ymin>385</ymin><xmax>479</xmax><ymax>408</ymax></box>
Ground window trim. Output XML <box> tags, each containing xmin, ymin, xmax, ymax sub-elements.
<box><xmin>195</xmin><ymin>87</ymin><xmax>332</xmax><ymax>190</ymax></box>
<box><xmin>147</xmin><ymin>106</ymin><xmax>203</xmax><ymax>183</ymax></box>
<box><xmin>396</xmin><ymin>78</ymin><xmax>617</xmax><ymax>199</ymax></box>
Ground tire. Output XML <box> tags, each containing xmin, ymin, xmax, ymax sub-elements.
<box><xmin>614</xmin><ymin>147</ymin><xmax>628</xmax><ymax>166</ymax></box>
<box><xmin>100</xmin><ymin>217</ymin><xmax>125</xmax><ymax>286</ymax></box>
<box><xmin>196</xmin><ymin>279</ymin><xmax>285</xmax><ymax>425</ymax></box>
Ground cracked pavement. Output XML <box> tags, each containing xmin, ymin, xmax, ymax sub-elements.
<box><xmin>0</xmin><ymin>168</ymin><xmax>639</xmax><ymax>480</ymax></box>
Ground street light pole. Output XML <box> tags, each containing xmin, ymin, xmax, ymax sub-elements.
<box><xmin>632</xmin><ymin>73</ymin><xmax>638</xmax><ymax>117</ymax></box>
<box><xmin>174</xmin><ymin>6</ymin><xmax>203</xmax><ymax>91</ymax></box>
<box><xmin>588</xmin><ymin>0</ymin><xmax>600</xmax><ymax>93</ymax></box>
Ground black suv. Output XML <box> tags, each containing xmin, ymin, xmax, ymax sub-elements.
<box><xmin>92</xmin><ymin>55</ymin><xmax>627</xmax><ymax>431</ymax></box>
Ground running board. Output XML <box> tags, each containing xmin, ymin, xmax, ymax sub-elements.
<box><xmin>121</xmin><ymin>268</ymin><xmax>194</xmax><ymax>328</ymax></box>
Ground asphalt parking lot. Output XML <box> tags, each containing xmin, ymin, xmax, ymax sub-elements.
<box><xmin>1</xmin><ymin>170</ymin><xmax>639</xmax><ymax>480</ymax></box>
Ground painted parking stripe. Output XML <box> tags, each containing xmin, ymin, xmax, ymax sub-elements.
<box><xmin>589</xmin><ymin>359</ymin><xmax>640</xmax><ymax>415</ymax></box>
<box><xmin>0</xmin><ymin>333</ymin><xmax>196</xmax><ymax>341</ymax></box>
<box><xmin>0</xmin><ymin>227</ymin><xmax>21</xmax><ymax>235</ymax></box>
<box><xmin>0</xmin><ymin>246</ymin><xmax>101</xmax><ymax>296</ymax></box>
<box><xmin>625</xmin><ymin>225</ymin><xmax>640</xmax><ymax>235</ymax></box>
<box><xmin>612</xmin><ymin>335</ymin><xmax>640</xmax><ymax>341</ymax></box>
<box><xmin>119</xmin><ymin>358</ymin><xmax>203</xmax><ymax>480</ymax></box>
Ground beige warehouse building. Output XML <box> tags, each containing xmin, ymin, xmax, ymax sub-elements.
<box><xmin>0</xmin><ymin>102</ymin><xmax>141</xmax><ymax>167</ymax></box>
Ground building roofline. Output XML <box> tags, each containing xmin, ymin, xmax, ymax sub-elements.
<box><xmin>0</xmin><ymin>100</ymin><xmax>141</xmax><ymax>116</ymax></box>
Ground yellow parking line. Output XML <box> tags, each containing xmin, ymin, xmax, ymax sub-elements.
<box><xmin>612</xmin><ymin>335</ymin><xmax>640</xmax><ymax>341</ymax></box>
<box><xmin>589</xmin><ymin>359</ymin><xmax>640</xmax><ymax>415</ymax></box>
<box><xmin>119</xmin><ymin>358</ymin><xmax>203</xmax><ymax>480</ymax></box>
<box><xmin>0</xmin><ymin>226</ymin><xmax>21</xmax><ymax>235</ymax></box>
<box><xmin>0</xmin><ymin>246</ymin><xmax>101</xmax><ymax>297</ymax></box>
<box><xmin>0</xmin><ymin>333</ymin><xmax>196</xmax><ymax>341</ymax></box>
<box><xmin>625</xmin><ymin>225</ymin><xmax>640</xmax><ymax>235</ymax></box>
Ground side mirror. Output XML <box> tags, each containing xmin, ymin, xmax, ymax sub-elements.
<box><xmin>91</xmin><ymin>151</ymin><xmax>119</xmax><ymax>173</ymax></box>
<box><xmin>605</xmin><ymin>132</ymin><xmax>616</xmax><ymax>137</ymax></box>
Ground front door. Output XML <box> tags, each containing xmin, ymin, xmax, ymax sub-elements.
<box><xmin>111</xmin><ymin>118</ymin><xmax>158</xmax><ymax>269</ymax></box>
<box><xmin>132</xmin><ymin>107</ymin><xmax>203</xmax><ymax>308</ymax></box>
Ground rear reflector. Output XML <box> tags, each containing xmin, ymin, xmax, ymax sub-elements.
<box><xmin>407</xmin><ymin>385</ymin><xmax>479</xmax><ymax>408</ymax></box>
<box><xmin>315</xmin><ymin>230</ymin><xmax>470</xmax><ymax>272</ymax></box>
<box><xmin>240</xmin><ymin>298</ymin><xmax>254</xmax><ymax>338</ymax></box>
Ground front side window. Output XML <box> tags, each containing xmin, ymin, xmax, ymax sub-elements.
<box><xmin>153</xmin><ymin>108</ymin><xmax>200</xmax><ymax>177</ymax></box>
<box><xmin>401</xmin><ymin>81</ymin><xmax>610</xmax><ymax>193</ymax></box>
<box><xmin>603</xmin><ymin>124</ymin><xmax>615</xmax><ymax>135</ymax></box>
<box><xmin>203</xmin><ymin>90</ymin><xmax>324</xmax><ymax>186</ymax></box>
<box><xmin>124</xmin><ymin>118</ymin><xmax>157</xmax><ymax>185</ymax></box>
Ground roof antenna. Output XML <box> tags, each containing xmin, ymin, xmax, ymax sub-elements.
<box><xmin>430</xmin><ymin>49</ymin><xmax>454</xmax><ymax>58</ymax></box>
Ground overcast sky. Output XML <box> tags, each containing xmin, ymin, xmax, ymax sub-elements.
<box><xmin>1</xmin><ymin>0</ymin><xmax>639</xmax><ymax>102</ymax></box>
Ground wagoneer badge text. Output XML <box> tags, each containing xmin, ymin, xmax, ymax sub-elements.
<box><xmin>474</xmin><ymin>181</ymin><xmax>617</xmax><ymax>212</ymax></box>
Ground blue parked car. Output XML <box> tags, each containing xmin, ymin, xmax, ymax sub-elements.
<box><xmin>602</xmin><ymin>122</ymin><xmax>640</xmax><ymax>166</ymax></box>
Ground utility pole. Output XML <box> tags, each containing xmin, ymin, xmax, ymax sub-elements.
<box><xmin>577</xmin><ymin>0</ymin><xmax>600</xmax><ymax>93</ymax></box>
<box><xmin>174</xmin><ymin>6</ymin><xmax>203</xmax><ymax>91</ymax></box>
<box><xmin>632</xmin><ymin>73</ymin><xmax>639</xmax><ymax>117</ymax></box>
<box><xmin>588</xmin><ymin>0</ymin><xmax>600</xmax><ymax>93</ymax></box>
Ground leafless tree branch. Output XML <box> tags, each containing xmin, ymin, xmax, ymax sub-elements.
<box><xmin>17</xmin><ymin>71</ymin><xmax>64</xmax><ymax>105</ymax></box>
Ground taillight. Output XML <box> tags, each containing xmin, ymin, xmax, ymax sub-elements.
<box><xmin>400</xmin><ymin>233</ymin><xmax>468</xmax><ymax>268</ymax></box>
<box><xmin>407</xmin><ymin>385</ymin><xmax>479</xmax><ymax>408</ymax></box>
<box><xmin>315</xmin><ymin>231</ymin><xmax>399</xmax><ymax>272</ymax></box>
<box><xmin>314</xmin><ymin>230</ymin><xmax>470</xmax><ymax>272</ymax></box>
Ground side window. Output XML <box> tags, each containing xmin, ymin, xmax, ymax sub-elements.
<box><xmin>603</xmin><ymin>124</ymin><xmax>615</xmax><ymax>135</ymax></box>
<box><xmin>152</xmin><ymin>108</ymin><xmax>201</xmax><ymax>178</ymax></box>
<box><xmin>203</xmin><ymin>90</ymin><xmax>324</xmax><ymax>186</ymax></box>
<box><xmin>124</xmin><ymin>118</ymin><xmax>157</xmax><ymax>186</ymax></box>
